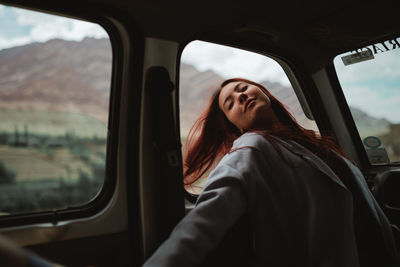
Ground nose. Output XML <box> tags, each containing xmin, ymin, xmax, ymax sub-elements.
<box><xmin>238</xmin><ymin>92</ymin><xmax>247</xmax><ymax>104</ymax></box>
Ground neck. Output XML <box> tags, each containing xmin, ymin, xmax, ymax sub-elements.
<box><xmin>252</xmin><ymin>112</ymin><xmax>281</xmax><ymax>131</ymax></box>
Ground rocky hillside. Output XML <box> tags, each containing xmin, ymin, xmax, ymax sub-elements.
<box><xmin>179</xmin><ymin>63</ymin><xmax>317</xmax><ymax>134</ymax></box>
<box><xmin>179</xmin><ymin>63</ymin><xmax>225</xmax><ymax>134</ymax></box>
<box><xmin>349</xmin><ymin>106</ymin><xmax>390</xmax><ymax>137</ymax></box>
<box><xmin>0</xmin><ymin>38</ymin><xmax>112</xmax><ymax>124</ymax></box>
<box><xmin>0</xmin><ymin>38</ymin><xmax>389</xmax><ymax>137</ymax></box>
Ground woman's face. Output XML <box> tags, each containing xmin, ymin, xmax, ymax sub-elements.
<box><xmin>218</xmin><ymin>81</ymin><xmax>275</xmax><ymax>132</ymax></box>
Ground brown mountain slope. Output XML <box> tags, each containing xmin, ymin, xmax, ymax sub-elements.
<box><xmin>180</xmin><ymin>63</ymin><xmax>225</xmax><ymax>134</ymax></box>
<box><xmin>179</xmin><ymin>63</ymin><xmax>317</xmax><ymax>135</ymax></box>
<box><xmin>0</xmin><ymin>38</ymin><xmax>112</xmax><ymax>124</ymax></box>
<box><xmin>0</xmin><ymin>38</ymin><xmax>387</xmax><ymax>138</ymax></box>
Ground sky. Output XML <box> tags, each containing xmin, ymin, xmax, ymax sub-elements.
<box><xmin>181</xmin><ymin>41</ymin><xmax>291</xmax><ymax>86</ymax></box>
<box><xmin>0</xmin><ymin>5</ymin><xmax>107</xmax><ymax>49</ymax></box>
<box><xmin>334</xmin><ymin>47</ymin><xmax>400</xmax><ymax>123</ymax></box>
<box><xmin>1</xmin><ymin>4</ymin><xmax>400</xmax><ymax>123</ymax></box>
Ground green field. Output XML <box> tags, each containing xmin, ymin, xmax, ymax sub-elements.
<box><xmin>0</xmin><ymin>136</ymin><xmax>106</xmax><ymax>214</ymax></box>
<box><xmin>0</xmin><ymin>109</ymin><xmax>108</xmax><ymax>138</ymax></box>
<box><xmin>0</xmin><ymin>144</ymin><xmax>105</xmax><ymax>182</ymax></box>
<box><xmin>0</xmin><ymin>109</ymin><xmax>108</xmax><ymax>214</ymax></box>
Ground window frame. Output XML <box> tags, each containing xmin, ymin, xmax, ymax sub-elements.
<box><xmin>0</xmin><ymin>3</ymin><xmax>120</xmax><ymax>227</ymax></box>
<box><xmin>175</xmin><ymin>39</ymin><xmax>348</xmax><ymax>199</ymax></box>
<box><xmin>330</xmin><ymin>34</ymin><xmax>400</xmax><ymax>170</ymax></box>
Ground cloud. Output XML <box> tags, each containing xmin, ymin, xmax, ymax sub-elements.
<box><xmin>0</xmin><ymin>6</ymin><xmax>4</xmax><ymax>17</ymax></box>
<box><xmin>14</xmin><ymin>8</ymin><xmax>108</xmax><ymax>41</ymax></box>
<box><xmin>181</xmin><ymin>40</ymin><xmax>291</xmax><ymax>86</ymax></box>
<box><xmin>0</xmin><ymin>35</ymin><xmax>31</xmax><ymax>49</ymax></box>
<box><xmin>0</xmin><ymin>6</ymin><xmax>108</xmax><ymax>50</ymax></box>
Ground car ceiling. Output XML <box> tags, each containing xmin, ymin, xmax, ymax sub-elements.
<box><xmin>4</xmin><ymin>0</ymin><xmax>400</xmax><ymax>72</ymax></box>
<box><xmin>98</xmin><ymin>0</ymin><xmax>400</xmax><ymax>72</ymax></box>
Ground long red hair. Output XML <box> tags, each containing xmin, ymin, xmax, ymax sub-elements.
<box><xmin>183</xmin><ymin>78</ymin><xmax>347</xmax><ymax>185</ymax></box>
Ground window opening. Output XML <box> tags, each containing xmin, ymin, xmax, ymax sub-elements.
<box><xmin>180</xmin><ymin>40</ymin><xmax>318</xmax><ymax>193</ymax></box>
<box><xmin>0</xmin><ymin>5</ymin><xmax>112</xmax><ymax>215</ymax></box>
<box><xmin>334</xmin><ymin>37</ymin><xmax>400</xmax><ymax>165</ymax></box>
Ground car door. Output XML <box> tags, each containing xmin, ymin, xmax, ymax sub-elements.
<box><xmin>331</xmin><ymin>36</ymin><xmax>400</xmax><ymax>233</ymax></box>
<box><xmin>0</xmin><ymin>3</ymin><xmax>144</xmax><ymax>266</ymax></box>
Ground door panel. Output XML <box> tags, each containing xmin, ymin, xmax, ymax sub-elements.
<box><xmin>374</xmin><ymin>169</ymin><xmax>400</xmax><ymax>227</ymax></box>
<box><xmin>0</xmin><ymin>3</ymin><xmax>140</xmax><ymax>266</ymax></box>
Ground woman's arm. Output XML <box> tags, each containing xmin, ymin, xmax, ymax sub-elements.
<box><xmin>0</xmin><ymin>234</ymin><xmax>28</xmax><ymax>267</ymax></box>
<box><xmin>143</xmin><ymin>164</ymin><xmax>247</xmax><ymax>267</ymax></box>
<box><xmin>0</xmin><ymin>235</ymin><xmax>63</xmax><ymax>267</ymax></box>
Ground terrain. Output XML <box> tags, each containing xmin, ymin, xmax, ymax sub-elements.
<box><xmin>0</xmin><ymin>38</ymin><xmax>389</xmax><ymax>139</ymax></box>
<box><xmin>0</xmin><ymin>38</ymin><xmax>391</xmax><ymax>213</ymax></box>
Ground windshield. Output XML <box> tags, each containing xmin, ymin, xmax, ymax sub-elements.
<box><xmin>334</xmin><ymin>37</ymin><xmax>400</xmax><ymax>165</ymax></box>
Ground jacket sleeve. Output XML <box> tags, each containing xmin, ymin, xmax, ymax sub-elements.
<box><xmin>143</xmin><ymin>164</ymin><xmax>247</xmax><ymax>267</ymax></box>
<box><xmin>27</xmin><ymin>252</ymin><xmax>54</xmax><ymax>267</ymax></box>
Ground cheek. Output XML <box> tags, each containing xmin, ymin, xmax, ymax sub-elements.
<box><xmin>227</xmin><ymin>109</ymin><xmax>239</xmax><ymax>122</ymax></box>
<box><xmin>258</xmin><ymin>96</ymin><xmax>272</xmax><ymax>112</ymax></box>
<box><xmin>226</xmin><ymin>108</ymin><xmax>242</xmax><ymax>127</ymax></box>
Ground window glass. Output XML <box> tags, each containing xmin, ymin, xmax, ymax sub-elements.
<box><xmin>334</xmin><ymin>37</ymin><xmax>400</xmax><ymax>165</ymax></box>
<box><xmin>180</xmin><ymin>40</ymin><xmax>318</xmax><ymax>192</ymax></box>
<box><xmin>0</xmin><ymin>5</ymin><xmax>111</xmax><ymax>215</ymax></box>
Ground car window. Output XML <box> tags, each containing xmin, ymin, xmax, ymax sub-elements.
<box><xmin>180</xmin><ymin>40</ymin><xmax>318</xmax><ymax>192</ymax></box>
<box><xmin>0</xmin><ymin>5</ymin><xmax>111</xmax><ymax>215</ymax></box>
<box><xmin>334</xmin><ymin>37</ymin><xmax>400</xmax><ymax>165</ymax></box>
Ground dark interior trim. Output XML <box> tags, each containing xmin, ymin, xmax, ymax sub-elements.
<box><xmin>0</xmin><ymin>1</ymin><xmax>122</xmax><ymax>228</ymax></box>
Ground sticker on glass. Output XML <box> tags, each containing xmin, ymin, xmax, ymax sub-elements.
<box><xmin>363</xmin><ymin>136</ymin><xmax>381</xmax><ymax>149</ymax></box>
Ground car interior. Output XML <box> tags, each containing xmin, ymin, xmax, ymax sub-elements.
<box><xmin>0</xmin><ymin>0</ymin><xmax>400</xmax><ymax>266</ymax></box>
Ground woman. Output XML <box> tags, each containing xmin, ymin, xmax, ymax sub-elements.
<box><xmin>144</xmin><ymin>78</ymin><xmax>397</xmax><ymax>267</ymax></box>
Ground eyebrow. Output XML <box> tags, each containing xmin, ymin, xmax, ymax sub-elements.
<box><xmin>222</xmin><ymin>83</ymin><xmax>242</xmax><ymax>109</ymax></box>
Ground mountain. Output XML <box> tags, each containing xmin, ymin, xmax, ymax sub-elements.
<box><xmin>179</xmin><ymin>65</ymin><xmax>391</xmax><ymax>138</ymax></box>
<box><xmin>349</xmin><ymin>107</ymin><xmax>390</xmax><ymax>137</ymax></box>
<box><xmin>259</xmin><ymin>80</ymin><xmax>317</xmax><ymax>132</ymax></box>
<box><xmin>179</xmin><ymin>63</ymin><xmax>225</xmax><ymax>134</ymax></box>
<box><xmin>0</xmin><ymin>38</ymin><xmax>390</xmax><ymax>138</ymax></box>
<box><xmin>0</xmin><ymin>38</ymin><xmax>112</xmax><ymax>125</ymax></box>
<box><xmin>179</xmin><ymin>63</ymin><xmax>318</xmax><ymax>135</ymax></box>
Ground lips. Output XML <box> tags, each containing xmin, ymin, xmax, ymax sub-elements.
<box><xmin>244</xmin><ymin>98</ymin><xmax>256</xmax><ymax>112</ymax></box>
